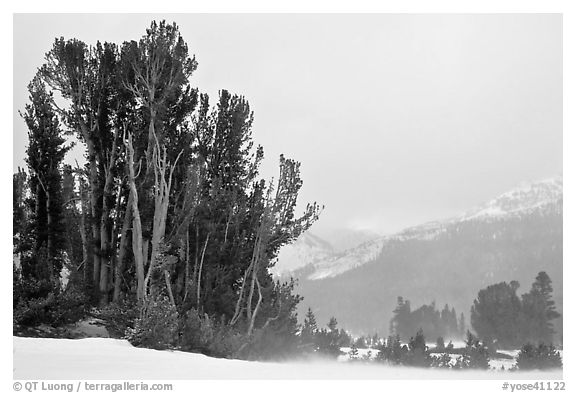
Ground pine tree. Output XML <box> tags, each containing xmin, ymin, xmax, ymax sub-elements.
<box><xmin>458</xmin><ymin>312</ymin><xmax>466</xmax><ymax>338</ymax></box>
<box><xmin>520</xmin><ymin>272</ymin><xmax>560</xmax><ymax>344</ymax></box>
<box><xmin>461</xmin><ymin>331</ymin><xmax>490</xmax><ymax>369</ymax></box>
<box><xmin>470</xmin><ymin>281</ymin><xmax>522</xmax><ymax>348</ymax></box>
<box><xmin>303</xmin><ymin>307</ymin><xmax>318</xmax><ymax>334</ymax></box>
<box><xmin>315</xmin><ymin>317</ymin><xmax>342</xmax><ymax>358</ymax></box>
<box><xmin>300</xmin><ymin>307</ymin><xmax>318</xmax><ymax>352</ymax></box>
<box><xmin>21</xmin><ymin>75</ymin><xmax>70</xmax><ymax>284</ymax></box>
<box><xmin>406</xmin><ymin>329</ymin><xmax>431</xmax><ymax>367</ymax></box>
<box><xmin>449</xmin><ymin>307</ymin><xmax>458</xmax><ymax>337</ymax></box>
<box><xmin>390</xmin><ymin>296</ymin><xmax>411</xmax><ymax>340</ymax></box>
<box><xmin>435</xmin><ymin>336</ymin><xmax>445</xmax><ymax>351</ymax></box>
<box><xmin>440</xmin><ymin>304</ymin><xmax>451</xmax><ymax>338</ymax></box>
<box><xmin>348</xmin><ymin>341</ymin><xmax>359</xmax><ymax>361</ymax></box>
<box><xmin>328</xmin><ymin>316</ymin><xmax>338</xmax><ymax>332</ymax></box>
<box><xmin>13</xmin><ymin>168</ymin><xmax>30</xmax><ymax>255</ymax></box>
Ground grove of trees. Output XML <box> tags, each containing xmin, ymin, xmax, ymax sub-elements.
<box><xmin>13</xmin><ymin>20</ymin><xmax>322</xmax><ymax>359</ymax></box>
<box><xmin>390</xmin><ymin>297</ymin><xmax>465</xmax><ymax>342</ymax></box>
<box><xmin>470</xmin><ymin>271</ymin><xmax>560</xmax><ymax>349</ymax></box>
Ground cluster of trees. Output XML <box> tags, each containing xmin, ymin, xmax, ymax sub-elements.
<box><xmin>515</xmin><ymin>342</ymin><xmax>563</xmax><ymax>370</ymax></box>
<box><xmin>350</xmin><ymin>328</ymin><xmax>562</xmax><ymax>370</ymax></box>
<box><xmin>470</xmin><ymin>271</ymin><xmax>560</xmax><ymax>349</ymax></box>
<box><xmin>13</xmin><ymin>20</ymin><xmax>322</xmax><ymax>359</ymax></box>
<box><xmin>373</xmin><ymin>330</ymin><xmax>490</xmax><ymax>369</ymax></box>
<box><xmin>390</xmin><ymin>297</ymin><xmax>465</xmax><ymax>342</ymax></box>
<box><xmin>300</xmin><ymin>308</ymin><xmax>352</xmax><ymax>358</ymax></box>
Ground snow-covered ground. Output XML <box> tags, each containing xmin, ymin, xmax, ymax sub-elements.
<box><xmin>13</xmin><ymin>337</ymin><xmax>562</xmax><ymax>380</ymax></box>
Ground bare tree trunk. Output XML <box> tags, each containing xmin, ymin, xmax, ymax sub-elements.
<box><xmin>86</xmin><ymin>150</ymin><xmax>100</xmax><ymax>289</ymax></box>
<box><xmin>192</xmin><ymin>225</ymin><xmax>199</xmax><ymax>291</ymax></box>
<box><xmin>246</xmin><ymin>228</ymin><xmax>265</xmax><ymax>323</ymax></box>
<box><xmin>183</xmin><ymin>228</ymin><xmax>190</xmax><ymax>303</ymax></box>
<box><xmin>98</xmin><ymin>222</ymin><xmax>110</xmax><ymax>305</ymax></box>
<box><xmin>125</xmin><ymin>130</ymin><xmax>182</xmax><ymax>302</ymax></box>
<box><xmin>143</xmin><ymin>141</ymin><xmax>183</xmax><ymax>298</ymax></box>
<box><xmin>196</xmin><ymin>233</ymin><xmax>210</xmax><ymax>310</ymax></box>
<box><xmin>74</xmin><ymin>120</ymin><xmax>101</xmax><ymax>292</ymax></box>
<box><xmin>247</xmin><ymin>275</ymin><xmax>263</xmax><ymax>336</ymax></box>
<box><xmin>231</xmin><ymin>228</ymin><xmax>262</xmax><ymax>326</ymax></box>
<box><xmin>113</xmin><ymin>191</ymin><xmax>133</xmax><ymax>303</ymax></box>
<box><xmin>125</xmin><ymin>134</ymin><xmax>146</xmax><ymax>302</ymax></box>
<box><xmin>98</xmin><ymin>129</ymin><xmax>119</xmax><ymax>305</ymax></box>
<box><xmin>164</xmin><ymin>270</ymin><xmax>175</xmax><ymax>306</ymax></box>
<box><xmin>46</xmin><ymin>191</ymin><xmax>55</xmax><ymax>283</ymax></box>
<box><xmin>78</xmin><ymin>178</ymin><xmax>92</xmax><ymax>287</ymax></box>
<box><xmin>108</xmin><ymin>181</ymin><xmax>123</xmax><ymax>302</ymax></box>
<box><xmin>79</xmin><ymin>190</ymin><xmax>89</xmax><ymax>281</ymax></box>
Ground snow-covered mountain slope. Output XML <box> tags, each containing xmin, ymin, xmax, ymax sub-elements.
<box><xmin>307</xmin><ymin>238</ymin><xmax>387</xmax><ymax>280</ymax></box>
<box><xmin>457</xmin><ymin>176</ymin><xmax>562</xmax><ymax>222</ymax></box>
<box><xmin>13</xmin><ymin>337</ymin><xmax>561</xmax><ymax>380</ymax></box>
<box><xmin>302</xmin><ymin>177</ymin><xmax>562</xmax><ymax>281</ymax></box>
<box><xmin>272</xmin><ymin>229</ymin><xmax>379</xmax><ymax>277</ymax></box>
<box><xmin>271</xmin><ymin>232</ymin><xmax>335</xmax><ymax>277</ymax></box>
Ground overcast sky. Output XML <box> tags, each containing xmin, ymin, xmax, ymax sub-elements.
<box><xmin>13</xmin><ymin>14</ymin><xmax>562</xmax><ymax>234</ymax></box>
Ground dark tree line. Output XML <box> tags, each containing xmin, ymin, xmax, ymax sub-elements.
<box><xmin>390</xmin><ymin>297</ymin><xmax>466</xmax><ymax>342</ymax></box>
<box><xmin>470</xmin><ymin>271</ymin><xmax>560</xmax><ymax>349</ymax></box>
<box><xmin>13</xmin><ymin>20</ymin><xmax>322</xmax><ymax>359</ymax></box>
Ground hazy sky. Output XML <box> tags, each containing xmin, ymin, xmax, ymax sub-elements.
<box><xmin>13</xmin><ymin>14</ymin><xmax>562</xmax><ymax>234</ymax></box>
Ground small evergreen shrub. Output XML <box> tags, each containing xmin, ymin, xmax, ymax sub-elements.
<box><xmin>242</xmin><ymin>324</ymin><xmax>300</xmax><ymax>361</ymax></box>
<box><xmin>179</xmin><ymin>309</ymin><xmax>243</xmax><ymax>358</ymax></box>
<box><xmin>515</xmin><ymin>343</ymin><xmax>562</xmax><ymax>370</ymax></box>
<box><xmin>404</xmin><ymin>329</ymin><xmax>432</xmax><ymax>367</ymax></box>
<box><xmin>98</xmin><ymin>299</ymin><xmax>139</xmax><ymax>338</ymax></box>
<box><xmin>348</xmin><ymin>342</ymin><xmax>359</xmax><ymax>361</ymax></box>
<box><xmin>456</xmin><ymin>331</ymin><xmax>490</xmax><ymax>369</ymax></box>
<box><xmin>376</xmin><ymin>334</ymin><xmax>407</xmax><ymax>365</ymax></box>
<box><xmin>209</xmin><ymin>324</ymin><xmax>244</xmax><ymax>358</ymax></box>
<box><xmin>49</xmin><ymin>286</ymin><xmax>88</xmax><ymax>326</ymax></box>
<box><xmin>13</xmin><ymin>294</ymin><xmax>55</xmax><ymax>328</ymax></box>
<box><xmin>315</xmin><ymin>328</ymin><xmax>343</xmax><ymax>358</ymax></box>
<box><xmin>13</xmin><ymin>284</ymin><xmax>87</xmax><ymax>329</ymax></box>
<box><xmin>126</xmin><ymin>296</ymin><xmax>178</xmax><ymax>350</ymax></box>
<box><xmin>431</xmin><ymin>353</ymin><xmax>454</xmax><ymax>368</ymax></box>
<box><xmin>361</xmin><ymin>350</ymin><xmax>373</xmax><ymax>362</ymax></box>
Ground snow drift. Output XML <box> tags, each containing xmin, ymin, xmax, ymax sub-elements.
<box><xmin>13</xmin><ymin>337</ymin><xmax>562</xmax><ymax>380</ymax></box>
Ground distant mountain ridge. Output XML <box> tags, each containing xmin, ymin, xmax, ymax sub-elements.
<box><xmin>271</xmin><ymin>228</ymin><xmax>379</xmax><ymax>277</ymax></box>
<box><xmin>283</xmin><ymin>177</ymin><xmax>563</xmax><ymax>336</ymax></box>
<box><xmin>280</xmin><ymin>176</ymin><xmax>562</xmax><ymax>281</ymax></box>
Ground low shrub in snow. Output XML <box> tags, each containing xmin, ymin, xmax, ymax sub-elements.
<box><xmin>126</xmin><ymin>295</ymin><xmax>178</xmax><ymax>350</ymax></box>
<box><xmin>179</xmin><ymin>309</ymin><xmax>244</xmax><ymax>358</ymax></box>
<box><xmin>515</xmin><ymin>343</ymin><xmax>562</xmax><ymax>370</ymax></box>
<box><xmin>13</xmin><ymin>279</ymin><xmax>88</xmax><ymax>330</ymax></box>
<box><xmin>348</xmin><ymin>343</ymin><xmax>359</xmax><ymax>361</ymax></box>
<box><xmin>450</xmin><ymin>332</ymin><xmax>490</xmax><ymax>370</ymax></box>
<box><xmin>375</xmin><ymin>334</ymin><xmax>408</xmax><ymax>365</ymax></box>
<box><xmin>375</xmin><ymin>330</ymin><xmax>432</xmax><ymax>367</ymax></box>
<box><xmin>430</xmin><ymin>353</ymin><xmax>453</xmax><ymax>368</ymax></box>
<box><xmin>98</xmin><ymin>299</ymin><xmax>139</xmax><ymax>338</ymax></box>
<box><xmin>404</xmin><ymin>329</ymin><xmax>432</xmax><ymax>367</ymax></box>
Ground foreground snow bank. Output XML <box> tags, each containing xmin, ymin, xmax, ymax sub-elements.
<box><xmin>13</xmin><ymin>337</ymin><xmax>562</xmax><ymax>380</ymax></box>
